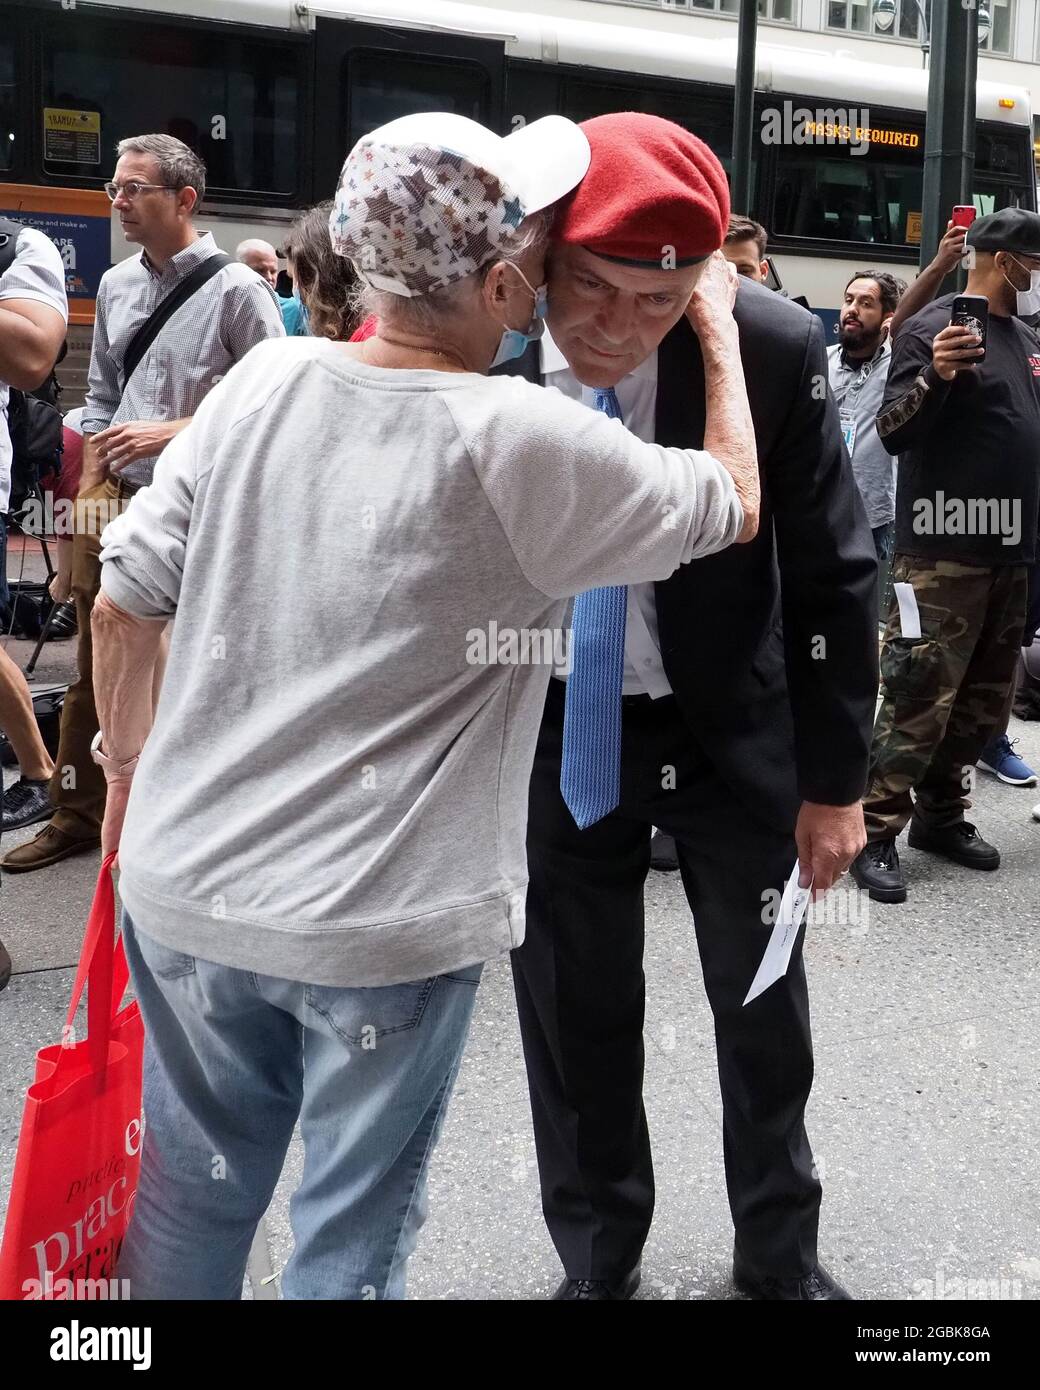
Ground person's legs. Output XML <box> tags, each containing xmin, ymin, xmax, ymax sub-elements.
<box><xmin>872</xmin><ymin>520</ymin><xmax>895</xmax><ymax>624</ymax></box>
<box><xmin>117</xmin><ymin>910</ymin><xmax>305</xmax><ymax>1300</ymax></box>
<box><xmin>512</xmin><ymin>682</ymin><xmax>654</xmax><ymax>1282</ymax></box>
<box><xmin>48</xmin><ymin>480</ymin><xmax>121</xmax><ymax>836</ymax></box>
<box><xmin>2</xmin><ymin>480</ymin><xmax>126</xmax><ymax>870</ymax></box>
<box><xmin>664</xmin><ymin>787</ymin><xmax>819</xmax><ymax>1279</ymax></box>
<box><xmin>915</xmin><ymin>565</ymin><xmax>1029</xmax><ymax>826</ymax></box>
<box><xmin>0</xmin><ymin>645</ymin><xmax>53</xmax><ymax>780</ymax></box>
<box><xmin>281</xmin><ymin>962</ymin><xmax>482</xmax><ymax>1300</ymax></box>
<box><xmin>862</xmin><ymin>556</ymin><xmax>988</xmax><ymax>841</ymax></box>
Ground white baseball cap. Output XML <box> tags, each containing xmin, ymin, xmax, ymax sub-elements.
<box><xmin>329</xmin><ymin>112</ymin><xmax>590</xmax><ymax>297</ymax></box>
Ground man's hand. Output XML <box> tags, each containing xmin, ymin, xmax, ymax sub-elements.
<box><xmin>930</xmin><ymin>220</ymin><xmax>969</xmax><ymax>276</ymax></box>
<box><xmin>100</xmin><ymin>775</ymin><xmax>133</xmax><ymax>867</ymax></box>
<box><xmin>685</xmin><ymin>251</ymin><xmax>740</xmax><ymax>336</ymax></box>
<box><xmin>48</xmin><ymin>571</ymin><xmax>71</xmax><ymax>604</ymax></box>
<box><xmin>932</xmin><ymin>323</ymin><xmax>983</xmax><ymax>381</ymax></box>
<box><xmin>795</xmin><ymin>800</ymin><xmax>866</xmax><ymax>897</ymax></box>
<box><xmin>93</xmin><ymin>420</ymin><xmax>176</xmax><ymax>473</ymax></box>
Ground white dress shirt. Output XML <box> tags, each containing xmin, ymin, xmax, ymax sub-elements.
<box><xmin>541</xmin><ymin>329</ymin><xmax>674</xmax><ymax>698</ymax></box>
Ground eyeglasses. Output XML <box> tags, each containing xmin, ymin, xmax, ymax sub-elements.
<box><xmin>104</xmin><ymin>180</ymin><xmax>177</xmax><ymax>202</ymax></box>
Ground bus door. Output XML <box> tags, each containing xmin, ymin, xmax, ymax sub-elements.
<box><xmin>312</xmin><ymin>17</ymin><xmax>506</xmax><ymax>200</ymax></box>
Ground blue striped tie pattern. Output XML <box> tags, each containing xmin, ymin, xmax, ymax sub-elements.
<box><xmin>560</xmin><ymin>386</ymin><xmax>627</xmax><ymax>830</ymax></box>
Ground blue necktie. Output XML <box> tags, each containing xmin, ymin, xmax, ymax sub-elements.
<box><xmin>560</xmin><ymin>386</ymin><xmax>627</xmax><ymax>830</ymax></box>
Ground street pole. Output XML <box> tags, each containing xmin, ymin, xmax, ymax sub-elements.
<box><xmin>731</xmin><ymin>0</ymin><xmax>758</xmax><ymax>215</ymax></box>
<box><xmin>920</xmin><ymin>0</ymin><xmax>977</xmax><ymax>286</ymax></box>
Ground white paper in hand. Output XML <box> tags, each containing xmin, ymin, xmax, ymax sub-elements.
<box><xmin>743</xmin><ymin>863</ymin><xmax>814</xmax><ymax>1006</ymax></box>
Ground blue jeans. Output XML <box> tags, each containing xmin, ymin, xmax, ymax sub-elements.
<box><xmin>117</xmin><ymin>910</ymin><xmax>482</xmax><ymax>1299</ymax></box>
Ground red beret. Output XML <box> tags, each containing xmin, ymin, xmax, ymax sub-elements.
<box><xmin>553</xmin><ymin>112</ymin><xmax>730</xmax><ymax>267</ymax></box>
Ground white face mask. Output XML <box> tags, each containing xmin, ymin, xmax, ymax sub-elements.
<box><xmin>1004</xmin><ymin>255</ymin><xmax>1040</xmax><ymax>317</ymax></box>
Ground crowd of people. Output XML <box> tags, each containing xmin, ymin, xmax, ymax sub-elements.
<box><xmin>0</xmin><ymin>107</ymin><xmax>1037</xmax><ymax>1300</ymax></box>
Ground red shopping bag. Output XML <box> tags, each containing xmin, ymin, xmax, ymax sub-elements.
<box><xmin>0</xmin><ymin>854</ymin><xmax>144</xmax><ymax>1300</ymax></box>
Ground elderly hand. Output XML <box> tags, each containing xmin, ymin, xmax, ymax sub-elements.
<box><xmin>795</xmin><ymin>800</ymin><xmax>866</xmax><ymax>898</ymax></box>
<box><xmin>93</xmin><ymin>421</ymin><xmax>173</xmax><ymax>473</ymax></box>
<box><xmin>684</xmin><ymin>251</ymin><xmax>740</xmax><ymax>336</ymax></box>
<box><xmin>48</xmin><ymin>571</ymin><xmax>71</xmax><ymax>604</ymax></box>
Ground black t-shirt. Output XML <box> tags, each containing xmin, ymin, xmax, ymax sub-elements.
<box><xmin>877</xmin><ymin>292</ymin><xmax>1040</xmax><ymax>566</ymax></box>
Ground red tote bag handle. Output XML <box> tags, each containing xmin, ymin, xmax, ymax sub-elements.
<box><xmin>63</xmin><ymin>853</ymin><xmax>127</xmax><ymax>1077</ymax></box>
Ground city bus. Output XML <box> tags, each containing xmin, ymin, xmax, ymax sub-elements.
<box><xmin>2</xmin><ymin>0</ymin><xmax>1035</xmax><ymax>385</ymax></box>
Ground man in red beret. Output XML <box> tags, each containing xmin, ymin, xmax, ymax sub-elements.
<box><xmin>494</xmin><ymin>112</ymin><xmax>878</xmax><ymax>1301</ymax></box>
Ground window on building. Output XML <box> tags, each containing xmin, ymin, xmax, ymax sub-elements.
<box><xmin>0</xmin><ymin>39</ymin><xmax>15</xmax><ymax>172</ymax></box>
<box><xmin>979</xmin><ymin>0</ymin><xmax>1013</xmax><ymax>54</ymax></box>
<box><xmin>42</xmin><ymin>22</ymin><xmax>302</xmax><ymax>197</ymax></box>
<box><xmin>686</xmin><ymin>0</ymin><xmax>795</xmax><ymax>15</ymax></box>
<box><xmin>828</xmin><ymin>0</ymin><xmax>1012</xmax><ymax>52</ymax></box>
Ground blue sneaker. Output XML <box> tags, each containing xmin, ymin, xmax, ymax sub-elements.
<box><xmin>977</xmin><ymin>734</ymin><xmax>1038</xmax><ymax>786</ymax></box>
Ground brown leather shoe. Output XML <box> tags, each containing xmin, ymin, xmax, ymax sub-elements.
<box><xmin>1</xmin><ymin>823</ymin><xmax>101</xmax><ymax>873</ymax></box>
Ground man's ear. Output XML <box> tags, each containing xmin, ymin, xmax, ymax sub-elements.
<box><xmin>179</xmin><ymin>186</ymin><xmax>199</xmax><ymax>219</ymax></box>
<box><xmin>881</xmin><ymin>312</ymin><xmax>894</xmax><ymax>340</ymax></box>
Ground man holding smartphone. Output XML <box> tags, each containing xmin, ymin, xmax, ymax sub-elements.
<box><xmin>852</xmin><ymin>208</ymin><xmax>1040</xmax><ymax>902</ymax></box>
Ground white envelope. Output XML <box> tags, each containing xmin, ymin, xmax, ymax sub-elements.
<box><xmin>743</xmin><ymin>863</ymin><xmax>814</xmax><ymax>1006</ymax></box>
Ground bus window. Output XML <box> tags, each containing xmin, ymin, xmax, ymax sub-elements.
<box><xmin>0</xmin><ymin>39</ymin><xmax>14</xmax><ymax>172</ymax></box>
<box><xmin>42</xmin><ymin>21</ymin><xmax>301</xmax><ymax>198</ymax></box>
<box><xmin>772</xmin><ymin>128</ymin><xmax>923</xmax><ymax>247</ymax></box>
<box><xmin>346</xmin><ymin>52</ymin><xmax>486</xmax><ymax>146</ymax></box>
<box><xmin>562</xmin><ymin>78</ymin><xmax>736</xmax><ymax>176</ymax></box>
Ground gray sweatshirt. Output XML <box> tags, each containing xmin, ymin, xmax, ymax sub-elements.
<box><xmin>99</xmin><ymin>336</ymin><xmax>743</xmax><ymax>986</ymax></box>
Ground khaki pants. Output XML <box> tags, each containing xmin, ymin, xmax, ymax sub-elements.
<box><xmin>48</xmin><ymin>477</ymin><xmax>135</xmax><ymax>838</ymax></box>
<box><xmin>864</xmin><ymin>554</ymin><xmax>1028</xmax><ymax>840</ymax></box>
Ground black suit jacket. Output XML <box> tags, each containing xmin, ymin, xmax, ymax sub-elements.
<box><xmin>495</xmin><ymin>278</ymin><xmax>878</xmax><ymax>831</ymax></box>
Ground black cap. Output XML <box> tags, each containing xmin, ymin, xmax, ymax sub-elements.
<box><xmin>966</xmin><ymin>207</ymin><xmax>1040</xmax><ymax>255</ymax></box>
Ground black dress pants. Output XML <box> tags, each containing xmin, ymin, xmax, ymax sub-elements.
<box><xmin>512</xmin><ymin>679</ymin><xmax>821</xmax><ymax>1282</ymax></box>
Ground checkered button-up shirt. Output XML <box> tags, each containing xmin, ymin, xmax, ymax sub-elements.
<box><xmin>81</xmin><ymin>231</ymin><xmax>285</xmax><ymax>487</ymax></box>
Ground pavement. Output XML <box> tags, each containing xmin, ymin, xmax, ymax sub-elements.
<box><xmin>1</xmin><ymin>536</ymin><xmax>1038</xmax><ymax>1300</ymax></box>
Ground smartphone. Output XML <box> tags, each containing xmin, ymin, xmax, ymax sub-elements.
<box><xmin>951</xmin><ymin>294</ymin><xmax>988</xmax><ymax>361</ymax></box>
<box><xmin>951</xmin><ymin>205</ymin><xmax>977</xmax><ymax>229</ymax></box>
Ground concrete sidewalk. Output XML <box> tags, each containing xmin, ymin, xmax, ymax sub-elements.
<box><xmin>2</xmin><ymin>701</ymin><xmax>1038</xmax><ymax>1300</ymax></box>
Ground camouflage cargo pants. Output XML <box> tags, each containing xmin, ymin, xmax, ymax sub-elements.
<box><xmin>863</xmin><ymin>554</ymin><xmax>1028</xmax><ymax>840</ymax></box>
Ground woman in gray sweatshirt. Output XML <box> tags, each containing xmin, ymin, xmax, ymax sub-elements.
<box><xmin>89</xmin><ymin>112</ymin><xmax>758</xmax><ymax>1300</ymax></box>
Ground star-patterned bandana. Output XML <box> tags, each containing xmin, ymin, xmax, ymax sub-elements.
<box><xmin>329</xmin><ymin>138</ymin><xmax>528</xmax><ymax>298</ymax></box>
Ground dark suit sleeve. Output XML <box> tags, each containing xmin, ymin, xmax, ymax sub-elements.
<box><xmin>769</xmin><ymin>314</ymin><xmax>879</xmax><ymax>806</ymax></box>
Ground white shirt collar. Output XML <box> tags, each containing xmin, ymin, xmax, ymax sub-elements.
<box><xmin>539</xmin><ymin>325</ymin><xmax>658</xmax><ymax>382</ymax></box>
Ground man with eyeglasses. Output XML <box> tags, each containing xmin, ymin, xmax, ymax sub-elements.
<box><xmin>1</xmin><ymin>133</ymin><xmax>284</xmax><ymax>874</ymax></box>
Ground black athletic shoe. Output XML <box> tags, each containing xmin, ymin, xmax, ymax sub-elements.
<box><xmin>850</xmin><ymin>838</ymin><xmax>907</xmax><ymax>903</ymax></box>
<box><xmin>907</xmin><ymin>819</ymin><xmax>1000</xmax><ymax>870</ymax></box>
<box><xmin>0</xmin><ymin>938</ymin><xmax>10</xmax><ymax>992</ymax></box>
<box><xmin>1</xmin><ymin>776</ymin><xmax>53</xmax><ymax>831</ymax></box>
<box><xmin>649</xmin><ymin>830</ymin><xmax>679</xmax><ymax>872</ymax></box>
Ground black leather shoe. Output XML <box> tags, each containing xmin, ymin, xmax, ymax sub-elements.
<box><xmin>850</xmin><ymin>838</ymin><xmax>907</xmax><ymax>902</ymax></box>
<box><xmin>734</xmin><ymin>1255</ymin><xmax>852</xmax><ymax>1301</ymax></box>
<box><xmin>552</xmin><ymin>1265</ymin><xmax>641</xmax><ymax>1301</ymax></box>
<box><xmin>650</xmin><ymin>830</ymin><xmax>679</xmax><ymax>872</ymax></box>
<box><xmin>0</xmin><ymin>937</ymin><xmax>11</xmax><ymax>993</ymax></box>
<box><xmin>907</xmin><ymin>818</ymin><xmax>999</xmax><ymax>870</ymax></box>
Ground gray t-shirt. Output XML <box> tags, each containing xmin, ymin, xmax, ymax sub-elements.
<box><xmin>99</xmin><ymin>336</ymin><xmax>743</xmax><ymax>986</ymax></box>
<box><xmin>0</xmin><ymin>226</ymin><xmax>68</xmax><ymax>510</ymax></box>
<box><xmin>827</xmin><ymin>339</ymin><xmax>895</xmax><ymax>529</ymax></box>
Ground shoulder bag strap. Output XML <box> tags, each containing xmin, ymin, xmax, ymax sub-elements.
<box><xmin>119</xmin><ymin>251</ymin><xmax>232</xmax><ymax>391</ymax></box>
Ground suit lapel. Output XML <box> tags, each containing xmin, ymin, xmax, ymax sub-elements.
<box><xmin>655</xmin><ymin>317</ymin><xmax>706</xmax><ymax>449</ymax></box>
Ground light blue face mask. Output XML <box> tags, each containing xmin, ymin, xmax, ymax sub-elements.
<box><xmin>489</xmin><ymin>271</ymin><xmax>548</xmax><ymax>368</ymax></box>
